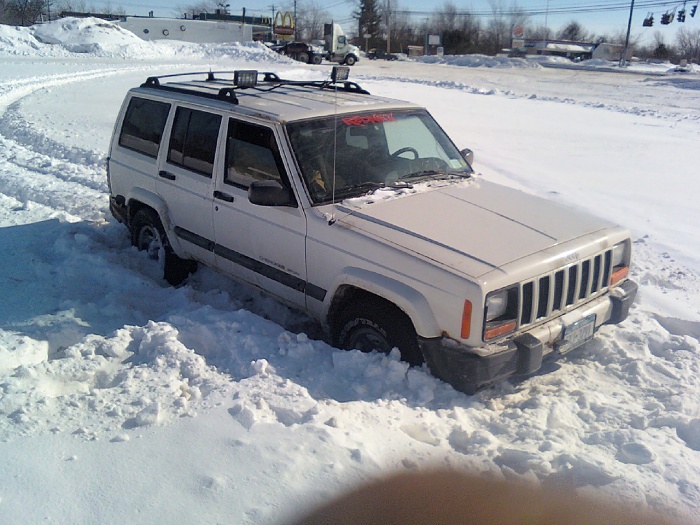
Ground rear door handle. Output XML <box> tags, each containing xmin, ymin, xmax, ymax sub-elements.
<box><xmin>214</xmin><ymin>191</ymin><xmax>234</xmax><ymax>202</ymax></box>
<box><xmin>158</xmin><ymin>170</ymin><xmax>176</xmax><ymax>180</ymax></box>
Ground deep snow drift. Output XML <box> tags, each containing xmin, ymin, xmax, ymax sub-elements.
<box><xmin>1</xmin><ymin>18</ymin><xmax>699</xmax><ymax>525</ymax></box>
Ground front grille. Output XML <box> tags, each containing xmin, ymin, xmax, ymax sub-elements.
<box><xmin>519</xmin><ymin>249</ymin><xmax>612</xmax><ymax>327</ymax></box>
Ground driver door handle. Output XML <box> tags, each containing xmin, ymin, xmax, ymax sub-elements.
<box><xmin>158</xmin><ymin>170</ymin><xmax>176</xmax><ymax>181</ymax></box>
<box><xmin>214</xmin><ymin>191</ymin><xmax>234</xmax><ymax>202</ymax></box>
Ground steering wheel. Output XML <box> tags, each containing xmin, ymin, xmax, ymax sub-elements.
<box><xmin>390</xmin><ymin>147</ymin><xmax>419</xmax><ymax>160</ymax></box>
<box><xmin>417</xmin><ymin>157</ymin><xmax>449</xmax><ymax>171</ymax></box>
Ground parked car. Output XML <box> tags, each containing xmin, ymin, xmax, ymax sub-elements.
<box><xmin>367</xmin><ymin>48</ymin><xmax>399</xmax><ymax>61</ymax></box>
<box><xmin>107</xmin><ymin>68</ymin><xmax>637</xmax><ymax>393</ymax></box>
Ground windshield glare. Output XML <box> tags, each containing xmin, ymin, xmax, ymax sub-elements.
<box><xmin>287</xmin><ymin>110</ymin><xmax>471</xmax><ymax>204</ymax></box>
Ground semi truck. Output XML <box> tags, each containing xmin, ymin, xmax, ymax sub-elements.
<box><xmin>323</xmin><ymin>23</ymin><xmax>360</xmax><ymax>65</ymax></box>
<box><xmin>272</xmin><ymin>41</ymin><xmax>323</xmax><ymax>64</ymax></box>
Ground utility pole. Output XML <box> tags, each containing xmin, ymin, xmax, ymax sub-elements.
<box><xmin>620</xmin><ymin>0</ymin><xmax>635</xmax><ymax>67</ymax></box>
<box><xmin>293</xmin><ymin>0</ymin><xmax>297</xmax><ymax>41</ymax></box>
<box><xmin>543</xmin><ymin>0</ymin><xmax>550</xmax><ymax>43</ymax></box>
<box><xmin>270</xmin><ymin>4</ymin><xmax>276</xmax><ymax>42</ymax></box>
<box><xmin>424</xmin><ymin>18</ymin><xmax>428</xmax><ymax>56</ymax></box>
<box><xmin>386</xmin><ymin>0</ymin><xmax>391</xmax><ymax>53</ymax></box>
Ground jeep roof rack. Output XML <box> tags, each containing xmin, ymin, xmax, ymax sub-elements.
<box><xmin>140</xmin><ymin>68</ymin><xmax>370</xmax><ymax>105</ymax></box>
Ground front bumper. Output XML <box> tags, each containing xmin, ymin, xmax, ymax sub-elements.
<box><xmin>420</xmin><ymin>279</ymin><xmax>638</xmax><ymax>394</ymax></box>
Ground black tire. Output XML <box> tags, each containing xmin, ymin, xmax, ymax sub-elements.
<box><xmin>298</xmin><ymin>51</ymin><xmax>310</xmax><ymax>63</ymax></box>
<box><xmin>311</xmin><ymin>54</ymin><xmax>322</xmax><ymax>65</ymax></box>
<box><xmin>335</xmin><ymin>298</ymin><xmax>423</xmax><ymax>365</ymax></box>
<box><xmin>344</xmin><ymin>54</ymin><xmax>357</xmax><ymax>66</ymax></box>
<box><xmin>130</xmin><ymin>208</ymin><xmax>196</xmax><ymax>286</ymax></box>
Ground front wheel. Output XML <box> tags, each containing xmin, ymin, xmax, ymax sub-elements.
<box><xmin>130</xmin><ymin>208</ymin><xmax>196</xmax><ymax>285</ymax></box>
<box><xmin>344</xmin><ymin>54</ymin><xmax>357</xmax><ymax>66</ymax></box>
<box><xmin>311</xmin><ymin>54</ymin><xmax>323</xmax><ymax>65</ymax></box>
<box><xmin>335</xmin><ymin>298</ymin><xmax>423</xmax><ymax>365</ymax></box>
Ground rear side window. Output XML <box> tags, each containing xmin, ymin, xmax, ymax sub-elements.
<box><xmin>167</xmin><ymin>107</ymin><xmax>222</xmax><ymax>177</ymax></box>
<box><xmin>118</xmin><ymin>97</ymin><xmax>170</xmax><ymax>158</ymax></box>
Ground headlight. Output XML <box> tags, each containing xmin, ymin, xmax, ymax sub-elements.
<box><xmin>485</xmin><ymin>289</ymin><xmax>509</xmax><ymax>321</ymax></box>
<box><xmin>611</xmin><ymin>242</ymin><xmax>627</xmax><ymax>268</ymax></box>
<box><xmin>610</xmin><ymin>241</ymin><xmax>630</xmax><ymax>286</ymax></box>
<box><xmin>483</xmin><ymin>287</ymin><xmax>518</xmax><ymax>341</ymax></box>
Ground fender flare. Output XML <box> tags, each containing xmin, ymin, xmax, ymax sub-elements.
<box><xmin>126</xmin><ymin>188</ymin><xmax>187</xmax><ymax>255</ymax></box>
<box><xmin>324</xmin><ymin>267</ymin><xmax>442</xmax><ymax>339</ymax></box>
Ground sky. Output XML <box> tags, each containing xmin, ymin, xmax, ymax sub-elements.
<box><xmin>73</xmin><ymin>0</ymin><xmax>700</xmax><ymax>45</ymax></box>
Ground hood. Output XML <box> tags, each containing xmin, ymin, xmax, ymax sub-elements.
<box><xmin>336</xmin><ymin>179</ymin><xmax>614</xmax><ymax>278</ymax></box>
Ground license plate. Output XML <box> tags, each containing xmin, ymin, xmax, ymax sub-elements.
<box><xmin>558</xmin><ymin>314</ymin><xmax>596</xmax><ymax>354</ymax></box>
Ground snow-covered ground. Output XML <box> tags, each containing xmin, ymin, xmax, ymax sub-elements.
<box><xmin>1</xmin><ymin>18</ymin><xmax>700</xmax><ymax>524</ymax></box>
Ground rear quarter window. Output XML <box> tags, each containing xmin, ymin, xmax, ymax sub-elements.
<box><xmin>118</xmin><ymin>97</ymin><xmax>171</xmax><ymax>158</ymax></box>
<box><xmin>167</xmin><ymin>107</ymin><xmax>222</xmax><ymax>177</ymax></box>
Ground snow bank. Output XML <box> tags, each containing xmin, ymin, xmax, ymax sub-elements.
<box><xmin>415</xmin><ymin>53</ymin><xmax>541</xmax><ymax>69</ymax></box>
<box><xmin>0</xmin><ymin>24</ymin><xmax>65</xmax><ymax>56</ymax></box>
<box><xmin>414</xmin><ymin>52</ymin><xmax>698</xmax><ymax>77</ymax></box>
<box><xmin>33</xmin><ymin>17</ymin><xmax>142</xmax><ymax>50</ymax></box>
<box><xmin>0</xmin><ymin>17</ymin><xmax>292</xmax><ymax>63</ymax></box>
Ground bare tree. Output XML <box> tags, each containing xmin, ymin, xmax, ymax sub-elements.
<box><xmin>482</xmin><ymin>0</ymin><xmax>527</xmax><ymax>54</ymax></box>
<box><xmin>292</xmin><ymin>0</ymin><xmax>330</xmax><ymax>41</ymax></box>
<box><xmin>3</xmin><ymin>0</ymin><xmax>46</xmax><ymax>25</ymax></box>
<box><xmin>634</xmin><ymin>30</ymin><xmax>676</xmax><ymax>60</ymax></box>
<box><xmin>383</xmin><ymin>1</ymin><xmax>415</xmax><ymax>53</ymax></box>
<box><xmin>482</xmin><ymin>0</ymin><xmax>509</xmax><ymax>53</ymax></box>
<box><xmin>175</xmin><ymin>0</ymin><xmax>218</xmax><ymax>20</ymax></box>
<box><xmin>54</xmin><ymin>0</ymin><xmax>89</xmax><ymax>14</ymax></box>
<box><xmin>430</xmin><ymin>2</ymin><xmax>481</xmax><ymax>55</ymax></box>
<box><xmin>676</xmin><ymin>27</ymin><xmax>700</xmax><ymax>63</ymax></box>
<box><xmin>556</xmin><ymin>20</ymin><xmax>589</xmax><ymax>42</ymax></box>
<box><xmin>1</xmin><ymin>0</ymin><xmax>9</xmax><ymax>22</ymax></box>
<box><xmin>526</xmin><ymin>24</ymin><xmax>551</xmax><ymax>42</ymax></box>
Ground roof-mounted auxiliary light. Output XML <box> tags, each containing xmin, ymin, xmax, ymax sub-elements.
<box><xmin>331</xmin><ymin>66</ymin><xmax>350</xmax><ymax>82</ymax></box>
<box><xmin>234</xmin><ymin>70</ymin><xmax>258</xmax><ymax>88</ymax></box>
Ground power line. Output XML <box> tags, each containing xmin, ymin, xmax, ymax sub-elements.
<box><xmin>392</xmin><ymin>0</ymin><xmax>683</xmax><ymax>18</ymax></box>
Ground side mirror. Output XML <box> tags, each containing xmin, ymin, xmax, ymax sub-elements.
<box><xmin>248</xmin><ymin>180</ymin><xmax>294</xmax><ymax>207</ymax></box>
<box><xmin>461</xmin><ymin>148</ymin><xmax>474</xmax><ymax>165</ymax></box>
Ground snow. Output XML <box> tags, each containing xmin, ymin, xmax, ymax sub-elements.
<box><xmin>1</xmin><ymin>17</ymin><xmax>700</xmax><ymax>525</ymax></box>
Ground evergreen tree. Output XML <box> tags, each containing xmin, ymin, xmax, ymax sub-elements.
<box><xmin>354</xmin><ymin>0</ymin><xmax>382</xmax><ymax>44</ymax></box>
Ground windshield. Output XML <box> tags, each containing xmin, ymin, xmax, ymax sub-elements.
<box><xmin>287</xmin><ymin>109</ymin><xmax>472</xmax><ymax>204</ymax></box>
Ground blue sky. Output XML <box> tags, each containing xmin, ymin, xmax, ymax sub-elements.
<box><xmin>84</xmin><ymin>0</ymin><xmax>697</xmax><ymax>44</ymax></box>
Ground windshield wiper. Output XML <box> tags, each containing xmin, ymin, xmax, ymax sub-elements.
<box><xmin>335</xmin><ymin>180</ymin><xmax>412</xmax><ymax>198</ymax></box>
<box><xmin>332</xmin><ymin>181</ymin><xmax>383</xmax><ymax>199</ymax></box>
<box><xmin>399</xmin><ymin>169</ymin><xmax>470</xmax><ymax>182</ymax></box>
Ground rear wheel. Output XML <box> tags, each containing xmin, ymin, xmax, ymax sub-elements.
<box><xmin>335</xmin><ymin>298</ymin><xmax>423</xmax><ymax>365</ymax></box>
<box><xmin>298</xmin><ymin>52</ymin><xmax>310</xmax><ymax>63</ymax></box>
<box><xmin>130</xmin><ymin>208</ymin><xmax>196</xmax><ymax>285</ymax></box>
<box><xmin>311</xmin><ymin>54</ymin><xmax>323</xmax><ymax>65</ymax></box>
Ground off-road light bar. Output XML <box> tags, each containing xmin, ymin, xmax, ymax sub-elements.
<box><xmin>331</xmin><ymin>66</ymin><xmax>350</xmax><ymax>82</ymax></box>
<box><xmin>234</xmin><ymin>70</ymin><xmax>258</xmax><ymax>88</ymax></box>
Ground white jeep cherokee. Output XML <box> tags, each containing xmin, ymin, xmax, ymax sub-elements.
<box><xmin>107</xmin><ymin>69</ymin><xmax>637</xmax><ymax>393</ymax></box>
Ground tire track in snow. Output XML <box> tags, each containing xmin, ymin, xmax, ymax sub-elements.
<box><xmin>0</xmin><ymin>68</ymin><xmax>132</xmax><ymax>218</ymax></box>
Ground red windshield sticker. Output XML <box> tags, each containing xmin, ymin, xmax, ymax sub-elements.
<box><xmin>341</xmin><ymin>113</ymin><xmax>395</xmax><ymax>126</ymax></box>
